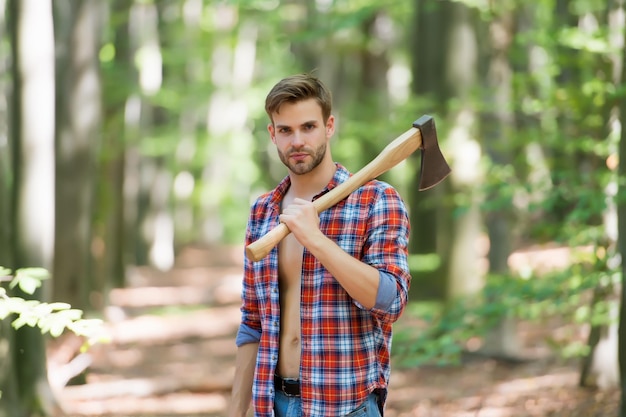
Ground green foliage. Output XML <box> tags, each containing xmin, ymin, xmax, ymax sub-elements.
<box><xmin>0</xmin><ymin>267</ymin><xmax>106</xmax><ymax>346</ymax></box>
<box><xmin>394</xmin><ymin>256</ymin><xmax>619</xmax><ymax>368</ymax></box>
<box><xmin>8</xmin><ymin>267</ymin><xmax>50</xmax><ymax>294</ymax></box>
<box><xmin>408</xmin><ymin>253</ymin><xmax>441</xmax><ymax>273</ymax></box>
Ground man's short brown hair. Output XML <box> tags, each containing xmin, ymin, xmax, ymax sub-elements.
<box><xmin>265</xmin><ymin>73</ymin><xmax>332</xmax><ymax>124</ymax></box>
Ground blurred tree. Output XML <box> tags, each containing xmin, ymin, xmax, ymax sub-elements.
<box><xmin>477</xmin><ymin>3</ymin><xmax>520</xmax><ymax>359</ymax></box>
<box><xmin>513</xmin><ymin>0</ymin><xmax>622</xmax><ymax>391</ymax></box>
<box><xmin>0</xmin><ymin>318</ymin><xmax>18</xmax><ymax>417</ymax></box>
<box><xmin>409</xmin><ymin>0</ymin><xmax>486</xmax><ymax>304</ymax></box>
<box><xmin>0</xmin><ymin>0</ymin><xmax>10</xmax><ymax>264</ymax></box>
<box><xmin>126</xmin><ymin>0</ymin><xmax>164</xmax><ymax>269</ymax></box>
<box><xmin>577</xmin><ymin>0</ymin><xmax>622</xmax><ymax>392</ymax></box>
<box><xmin>93</xmin><ymin>0</ymin><xmax>134</xmax><ymax>292</ymax></box>
<box><xmin>408</xmin><ymin>0</ymin><xmax>453</xmax><ymax>301</ymax></box>
<box><xmin>53</xmin><ymin>0</ymin><xmax>104</xmax><ymax>312</ymax></box>
<box><xmin>619</xmin><ymin>0</ymin><xmax>626</xmax><ymax>410</ymax></box>
<box><xmin>5</xmin><ymin>0</ymin><xmax>61</xmax><ymax>415</ymax></box>
<box><xmin>619</xmin><ymin>36</ymin><xmax>626</xmax><ymax>411</ymax></box>
<box><xmin>0</xmin><ymin>1</ymin><xmax>18</xmax><ymax>414</ymax></box>
<box><xmin>437</xmin><ymin>1</ymin><xmax>484</xmax><ymax>301</ymax></box>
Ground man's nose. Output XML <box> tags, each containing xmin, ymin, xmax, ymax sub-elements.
<box><xmin>291</xmin><ymin>130</ymin><xmax>305</xmax><ymax>146</ymax></box>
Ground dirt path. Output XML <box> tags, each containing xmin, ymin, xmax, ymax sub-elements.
<box><xmin>48</xmin><ymin>245</ymin><xmax>620</xmax><ymax>416</ymax></box>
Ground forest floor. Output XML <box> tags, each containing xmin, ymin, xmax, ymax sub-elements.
<box><xmin>47</xmin><ymin>245</ymin><xmax>620</xmax><ymax>417</ymax></box>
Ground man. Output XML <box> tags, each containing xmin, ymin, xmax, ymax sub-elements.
<box><xmin>229</xmin><ymin>73</ymin><xmax>411</xmax><ymax>417</ymax></box>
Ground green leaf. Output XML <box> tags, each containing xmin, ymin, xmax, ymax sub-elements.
<box><xmin>68</xmin><ymin>318</ymin><xmax>105</xmax><ymax>338</ymax></box>
<box><xmin>58</xmin><ymin>309</ymin><xmax>83</xmax><ymax>321</ymax></box>
<box><xmin>11</xmin><ymin>315</ymin><xmax>28</xmax><ymax>330</ymax></box>
<box><xmin>38</xmin><ymin>314</ymin><xmax>69</xmax><ymax>337</ymax></box>
<box><xmin>48</xmin><ymin>302</ymin><xmax>71</xmax><ymax>311</ymax></box>
<box><xmin>13</xmin><ymin>276</ymin><xmax>40</xmax><ymax>294</ymax></box>
<box><xmin>10</xmin><ymin>268</ymin><xmax>49</xmax><ymax>295</ymax></box>
<box><xmin>0</xmin><ymin>297</ymin><xmax>29</xmax><ymax>319</ymax></box>
<box><xmin>16</xmin><ymin>267</ymin><xmax>50</xmax><ymax>281</ymax></box>
<box><xmin>34</xmin><ymin>303</ymin><xmax>54</xmax><ymax>316</ymax></box>
<box><xmin>49</xmin><ymin>322</ymin><xmax>66</xmax><ymax>338</ymax></box>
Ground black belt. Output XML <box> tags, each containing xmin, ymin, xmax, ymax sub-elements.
<box><xmin>274</xmin><ymin>375</ymin><xmax>300</xmax><ymax>397</ymax></box>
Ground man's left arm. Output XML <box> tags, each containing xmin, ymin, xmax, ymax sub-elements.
<box><xmin>280</xmin><ymin>188</ymin><xmax>411</xmax><ymax>317</ymax></box>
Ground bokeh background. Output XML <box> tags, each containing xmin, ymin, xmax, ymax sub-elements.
<box><xmin>0</xmin><ymin>0</ymin><xmax>623</xmax><ymax>416</ymax></box>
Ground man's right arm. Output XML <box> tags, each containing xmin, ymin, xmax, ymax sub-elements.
<box><xmin>229</xmin><ymin>341</ymin><xmax>259</xmax><ymax>417</ymax></box>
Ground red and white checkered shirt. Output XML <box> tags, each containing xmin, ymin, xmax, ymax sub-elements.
<box><xmin>238</xmin><ymin>164</ymin><xmax>411</xmax><ymax>416</ymax></box>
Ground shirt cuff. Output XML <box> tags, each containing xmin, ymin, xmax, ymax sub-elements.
<box><xmin>236</xmin><ymin>322</ymin><xmax>262</xmax><ymax>346</ymax></box>
<box><xmin>374</xmin><ymin>270</ymin><xmax>397</xmax><ymax>311</ymax></box>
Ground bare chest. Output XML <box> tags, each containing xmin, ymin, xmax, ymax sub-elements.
<box><xmin>277</xmin><ymin>233</ymin><xmax>303</xmax><ymax>292</ymax></box>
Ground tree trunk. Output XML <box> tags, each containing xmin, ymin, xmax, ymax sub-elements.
<box><xmin>0</xmin><ymin>0</ymin><xmax>10</xmax><ymax>265</ymax></box>
<box><xmin>53</xmin><ymin>0</ymin><xmax>103</xmax><ymax>311</ymax></box>
<box><xmin>407</xmin><ymin>0</ymin><xmax>449</xmax><ymax>300</ymax></box>
<box><xmin>476</xmin><ymin>7</ymin><xmax>520</xmax><ymax>358</ymax></box>
<box><xmin>616</xmin><ymin>0</ymin><xmax>626</xmax><ymax>405</ymax></box>
<box><xmin>93</xmin><ymin>0</ymin><xmax>133</xmax><ymax>293</ymax></box>
<box><xmin>10</xmin><ymin>0</ymin><xmax>60</xmax><ymax>415</ymax></box>
<box><xmin>1</xmin><ymin>3</ymin><xmax>19</xmax><ymax>414</ymax></box>
<box><xmin>124</xmin><ymin>1</ymin><xmax>162</xmax><ymax>268</ymax></box>
<box><xmin>579</xmin><ymin>0</ymin><xmax>621</xmax><ymax>391</ymax></box>
<box><xmin>436</xmin><ymin>1</ymin><xmax>484</xmax><ymax>301</ymax></box>
<box><xmin>618</xmin><ymin>14</ymin><xmax>626</xmax><ymax>406</ymax></box>
<box><xmin>617</xmin><ymin>99</ymin><xmax>626</xmax><ymax>417</ymax></box>
<box><xmin>0</xmin><ymin>319</ymin><xmax>19</xmax><ymax>417</ymax></box>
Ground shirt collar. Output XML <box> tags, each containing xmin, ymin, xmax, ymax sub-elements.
<box><xmin>269</xmin><ymin>163</ymin><xmax>351</xmax><ymax>205</ymax></box>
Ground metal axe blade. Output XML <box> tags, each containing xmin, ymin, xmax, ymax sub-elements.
<box><xmin>413</xmin><ymin>115</ymin><xmax>451</xmax><ymax>191</ymax></box>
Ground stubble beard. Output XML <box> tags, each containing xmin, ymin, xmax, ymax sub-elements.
<box><xmin>278</xmin><ymin>142</ymin><xmax>327</xmax><ymax>175</ymax></box>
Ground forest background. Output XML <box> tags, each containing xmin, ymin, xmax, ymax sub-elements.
<box><xmin>0</xmin><ymin>0</ymin><xmax>625</xmax><ymax>416</ymax></box>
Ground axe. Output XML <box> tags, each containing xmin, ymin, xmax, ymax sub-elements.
<box><xmin>245</xmin><ymin>115</ymin><xmax>450</xmax><ymax>262</ymax></box>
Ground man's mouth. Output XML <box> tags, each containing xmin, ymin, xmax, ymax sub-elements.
<box><xmin>290</xmin><ymin>152</ymin><xmax>309</xmax><ymax>162</ymax></box>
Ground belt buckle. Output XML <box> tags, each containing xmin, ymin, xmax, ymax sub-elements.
<box><xmin>280</xmin><ymin>377</ymin><xmax>298</xmax><ymax>397</ymax></box>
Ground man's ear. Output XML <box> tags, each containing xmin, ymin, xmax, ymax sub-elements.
<box><xmin>325</xmin><ymin>115</ymin><xmax>335</xmax><ymax>138</ymax></box>
<box><xmin>268</xmin><ymin>123</ymin><xmax>276</xmax><ymax>143</ymax></box>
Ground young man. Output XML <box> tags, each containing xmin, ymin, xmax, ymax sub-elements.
<box><xmin>229</xmin><ymin>73</ymin><xmax>411</xmax><ymax>417</ymax></box>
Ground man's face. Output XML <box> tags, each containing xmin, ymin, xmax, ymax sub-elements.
<box><xmin>268</xmin><ymin>98</ymin><xmax>335</xmax><ymax>175</ymax></box>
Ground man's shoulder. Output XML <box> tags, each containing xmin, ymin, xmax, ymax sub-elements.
<box><xmin>359</xmin><ymin>178</ymin><xmax>400</xmax><ymax>195</ymax></box>
<box><xmin>249</xmin><ymin>191</ymin><xmax>275</xmax><ymax>217</ymax></box>
<box><xmin>336</xmin><ymin>164</ymin><xmax>399</xmax><ymax>195</ymax></box>
<box><xmin>251</xmin><ymin>189</ymin><xmax>274</xmax><ymax>206</ymax></box>
<box><xmin>250</xmin><ymin>175</ymin><xmax>290</xmax><ymax>210</ymax></box>
<box><xmin>354</xmin><ymin>180</ymin><xmax>408</xmax><ymax>213</ymax></box>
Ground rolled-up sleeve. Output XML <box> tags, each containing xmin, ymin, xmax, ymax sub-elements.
<box><xmin>236</xmin><ymin>322</ymin><xmax>261</xmax><ymax>346</ymax></box>
<box><xmin>238</xmin><ymin>216</ymin><xmax>263</xmax><ymax>345</ymax></box>
<box><xmin>373</xmin><ymin>270</ymin><xmax>398</xmax><ymax>311</ymax></box>
<box><xmin>363</xmin><ymin>186</ymin><xmax>411</xmax><ymax>322</ymax></box>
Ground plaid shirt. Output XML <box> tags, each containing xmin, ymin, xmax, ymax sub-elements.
<box><xmin>240</xmin><ymin>164</ymin><xmax>411</xmax><ymax>416</ymax></box>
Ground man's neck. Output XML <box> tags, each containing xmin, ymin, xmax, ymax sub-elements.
<box><xmin>287</xmin><ymin>158</ymin><xmax>337</xmax><ymax>200</ymax></box>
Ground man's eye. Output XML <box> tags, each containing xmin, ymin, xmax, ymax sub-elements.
<box><xmin>304</xmin><ymin>124</ymin><xmax>314</xmax><ymax>130</ymax></box>
<box><xmin>279</xmin><ymin>128</ymin><xmax>290</xmax><ymax>134</ymax></box>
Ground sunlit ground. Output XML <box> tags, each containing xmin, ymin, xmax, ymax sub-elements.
<box><xmin>47</xmin><ymin>244</ymin><xmax>619</xmax><ymax>417</ymax></box>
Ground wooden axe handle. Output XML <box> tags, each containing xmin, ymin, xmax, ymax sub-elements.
<box><xmin>245</xmin><ymin>125</ymin><xmax>424</xmax><ymax>262</ymax></box>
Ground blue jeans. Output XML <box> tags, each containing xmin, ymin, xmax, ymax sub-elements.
<box><xmin>274</xmin><ymin>391</ymin><xmax>382</xmax><ymax>417</ymax></box>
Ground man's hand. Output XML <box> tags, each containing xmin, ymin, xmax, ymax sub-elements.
<box><xmin>280</xmin><ymin>198</ymin><xmax>381</xmax><ymax>309</ymax></box>
<box><xmin>279</xmin><ymin>198</ymin><xmax>323</xmax><ymax>247</ymax></box>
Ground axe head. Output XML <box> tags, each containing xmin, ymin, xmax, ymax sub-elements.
<box><xmin>413</xmin><ymin>115</ymin><xmax>451</xmax><ymax>191</ymax></box>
